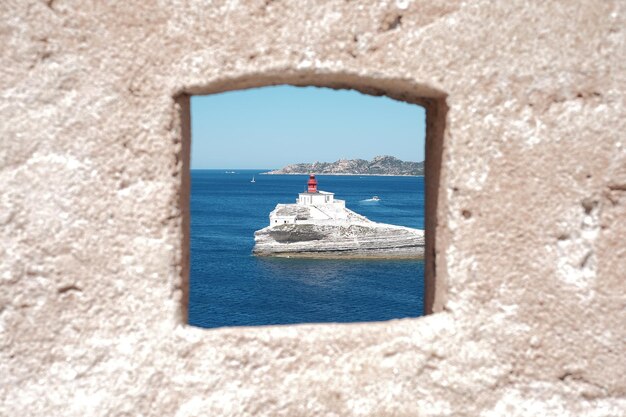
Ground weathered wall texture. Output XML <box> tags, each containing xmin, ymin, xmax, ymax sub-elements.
<box><xmin>1</xmin><ymin>0</ymin><xmax>625</xmax><ymax>415</ymax></box>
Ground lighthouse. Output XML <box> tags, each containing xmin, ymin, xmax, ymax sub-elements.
<box><xmin>297</xmin><ymin>174</ymin><xmax>336</xmax><ymax>206</ymax></box>
<box><xmin>307</xmin><ymin>174</ymin><xmax>318</xmax><ymax>193</ymax></box>
<box><xmin>267</xmin><ymin>174</ymin><xmax>347</xmax><ymax>226</ymax></box>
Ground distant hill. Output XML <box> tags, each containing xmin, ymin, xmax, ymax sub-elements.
<box><xmin>262</xmin><ymin>155</ymin><xmax>424</xmax><ymax>176</ymax></box>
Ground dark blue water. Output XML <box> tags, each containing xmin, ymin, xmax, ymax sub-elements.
<box><xmin>189</xmin><ymin>170</ymin><xmax>424</xmax><ymax>328</ymax></box>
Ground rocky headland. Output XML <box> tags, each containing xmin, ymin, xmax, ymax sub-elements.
<box><xmin>262</xmin><ymin>155</ymin><xmax>424</xmax><ymax>176</ymax></box>
<box><xmin>253</xmin><ymin>174</ymin><xmax>424</xmax><ymax>259</ymax></box>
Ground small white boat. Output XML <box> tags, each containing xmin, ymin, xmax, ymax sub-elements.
<box><xmin>251</xmin><ymin>176</ymin><xmax>256</xmax><ymax>183</ymax></box>
<box><xmin>371</xmin><ymin>195</ymin><xmax>380</xmax><ymax>201</ymax></box>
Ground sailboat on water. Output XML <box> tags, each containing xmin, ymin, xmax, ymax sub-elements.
<box><xmin>251</xmin><ymin>175</ymin><xmax>256</xmax><ymax>183</ymax></box>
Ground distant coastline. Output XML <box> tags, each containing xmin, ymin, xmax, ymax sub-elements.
<box><xmin>262</xmin><ymin>155</ymin><xmax>424</xmax><ymax>176</ymax></box>
<box><xmin>190</xmin><ymin>169</ymin><xmax>423</xmax><ymax>177</ymax></box>
<box><xmin>261</xmin><ymin>172</ymin><xmax>423</xmax><ymax>177</ymax></box>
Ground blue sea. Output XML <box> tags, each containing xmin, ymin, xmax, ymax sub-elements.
<box><xmin>189</xmin><ymin>170</ymin><xmax>425</xmax><ymax>328</ymax></box>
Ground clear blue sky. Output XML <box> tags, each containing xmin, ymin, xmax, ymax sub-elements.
<box><xmin>190</xmin><ymin>85</ymin><xmax>425</xmax><ymax>169</ymax></box>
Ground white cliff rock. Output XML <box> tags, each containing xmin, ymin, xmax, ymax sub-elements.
<box><xmin>253</xmin><ymin>220</ymin><xmax>425</xmax><ymax>258</ymax></box>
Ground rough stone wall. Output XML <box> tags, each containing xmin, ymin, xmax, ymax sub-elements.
<box><xmin>1</xmin><ymin>0</ymin><xmax>625</xmax><ymax>416</ymax></box>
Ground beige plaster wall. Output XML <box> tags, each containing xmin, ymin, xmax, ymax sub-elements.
<box><xmin>1</xmin><ymin>0</ymin><xmax>625</xmax><ymax>415</ymax></box>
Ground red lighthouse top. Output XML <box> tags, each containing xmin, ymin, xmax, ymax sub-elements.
<box><xmin>307</xmin><ymin>174</ymin><xmax>318</xmax><ymax>193</ymax></box>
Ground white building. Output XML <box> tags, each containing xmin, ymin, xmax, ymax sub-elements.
<box><xmin>297</xmin><ymin>190</ymin><xmax>335</xmax><ymax>205</ymax></box>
